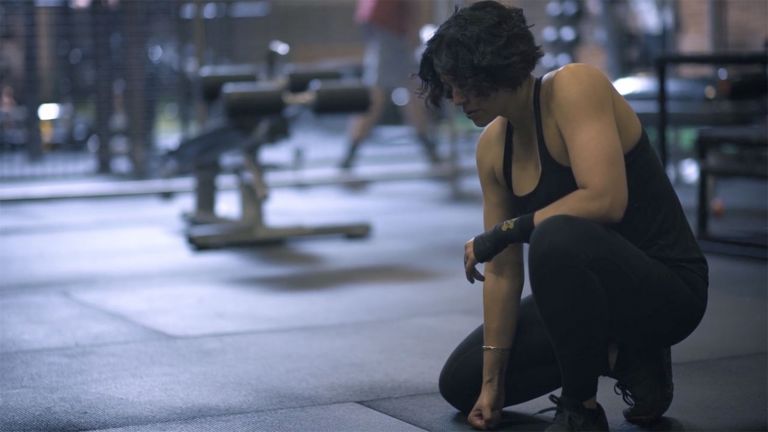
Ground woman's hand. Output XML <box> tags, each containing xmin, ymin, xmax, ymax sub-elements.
<box><xmin>467</xmin><ymin>385</ymin><xmax>504</xmax><ymax>430</ymax></box>
<box><xmin>464</xmin><ymin>238</ymin><xmax>485</xmax><ymax>283</ymax></box>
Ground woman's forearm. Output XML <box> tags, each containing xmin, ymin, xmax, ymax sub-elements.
<box><xmin>481</xmin><ymin>273</ymin><xmax>522</xmax><ymax>386</ymax></box>
<box><xmin>534</xmin><ymin>187</ymin><xmax>625</xmax><ymax>226</ymax></box>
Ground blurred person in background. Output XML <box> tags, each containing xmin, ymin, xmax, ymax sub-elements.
<box><xmin>340</xmin><ymin>0</ymin><xmax>440</xmax><ymax>169</ymax></box>
<box><xmin>0</xmin><ymin>29</ymin><xmax>23</xmax><ymax>144</ymax></box>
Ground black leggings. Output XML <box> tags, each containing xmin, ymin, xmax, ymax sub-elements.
<box><xmin>439</xmin><ymin>215</ymin><xmax>707</xmax><ymax>413</ymax></box>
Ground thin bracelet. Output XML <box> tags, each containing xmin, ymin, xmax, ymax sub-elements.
<box><xmin>482</xmin><ymin>345</ymin><xmax>511</xmax><ymax>351</ymax></box>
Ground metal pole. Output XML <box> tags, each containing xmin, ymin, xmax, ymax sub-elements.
<box><xmin>91</xmin><ymin>0</ymin><xmax>114</xmax><ymax>173</ymax></box>
<box><xmin>601</xmin><ymin>0</ymin><xmax>624</xmax><ymax>79</ymax></box>
<box><xmin>193</xmin><ymin>0</ymin><xmax>207</xmax><ymax>126</ymax></box>
<box><xmin>708</xmin><ymin>0</ymin><xmax>727</xmax><ymax>52</ymax></box>
<box><xmin>123</xmin><ymin>0</ymin><xmax>150</xmax><ymax>177</ymax></box>
<box><xmin>656</xmin><ymin>57</ymin><xmax>667</xmax><ymax>167</ymax></box>
<box><xmin>175</xmin><ymin>1</ymin><xmax>191</xmax><ymax>136</ymax></box>
<box><xmin>22</xmin><ymin>0</ymin><xmax>42</xmax><ymax>160</ymax></box>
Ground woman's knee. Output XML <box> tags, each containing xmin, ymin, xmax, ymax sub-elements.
<box><xmin>529</xmin><ymin>215</ymin><xmax>592</xmax><ymax>269</ymax></box>
<box><xmin>438</xmin><ymin>353</ymin><xmax>480</xmax><ymax>414</ymax></box>
<box><xmin>528</xmin><ymin>215</ymin><xmax>601</xmax><ymax>303</ymax></box>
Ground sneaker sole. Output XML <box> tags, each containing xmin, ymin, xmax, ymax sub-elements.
<box><xmin>622</xmin><ymin>391</ymin><xmax>673</xmax><ymax>425</ymax></box>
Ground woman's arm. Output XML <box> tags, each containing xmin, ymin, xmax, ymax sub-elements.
<box><xmin>471</xmin><ymin>65</ymin><xmax>632</xmax><ymax>266</ymax></box>
<box><xmin>465</xmin><ymin>117</ymin><xmax>524</xmax><ymax>429</ymax></box>
<box><xmin>474</xmin><ymin>118</ymin><xmax>525</xmax><ymax>389</ymax></box>
<box><xmin>534</xmin><ymin>64</ymin><xmax>629</xmax><ymax>225</ymax></box>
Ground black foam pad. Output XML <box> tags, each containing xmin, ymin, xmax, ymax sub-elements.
<box><xmin>311</xmin><ymin>82</ymin><xmax>370</xmax><ymax>113</ymax></box>
<box><xmin>287</xmin><ymin>69</ymin><xmax>343</xmax><ymax>93</ymax></box>
<box><xmin>222</xmin><ymin>81</ymin><xmax>286</xmax><ymax>117</ymax></box>
<box><xmin>199</xmin><ymin>64</ymin><xmax>260</xmax><ymax>103</ymax></box>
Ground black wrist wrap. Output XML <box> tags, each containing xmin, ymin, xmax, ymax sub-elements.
<box><xmin>473</xmin><ymin>213</ymin><xmax>535</xmax><ymax>263</ymax></box>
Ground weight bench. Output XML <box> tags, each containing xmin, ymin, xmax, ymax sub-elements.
<box><xmin>169</xmin><ymin>73</ymin><xmax>372</xmax><ymax>249</ymax></box>
<box><xmin>696</xmin><ymin>123</ymin><xmax>767</xmax><ymax>259</ymax></box>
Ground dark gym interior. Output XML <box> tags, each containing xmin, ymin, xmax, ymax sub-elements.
<box><xmin>0</xmin><ymin>1</ymin><xmax>765</xmax><ymax>431</ymax></box>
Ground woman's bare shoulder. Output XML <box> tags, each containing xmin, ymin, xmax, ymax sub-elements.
<box><xmin>545</xmin><ymin>63</ymin><xmax>613</xmax><ymax>100</ymax></box>
<box><xmin>477</xmin><ymin>116</ymin><xmax>507</xmax><ymax>156</ymax></box>
<box><xmin>476</xmin><ymin>116</ymin><xmax>508</xmax><ymax>183</ymax></box>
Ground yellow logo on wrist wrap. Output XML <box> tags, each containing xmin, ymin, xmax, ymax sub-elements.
<box><xmin>501</xmin><ymin>218</ymin><xmax>516</xmax><ymax>231</ymax></box>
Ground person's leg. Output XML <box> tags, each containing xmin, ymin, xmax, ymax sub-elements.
<box><xmin>371</xmin><ymin>25</ymin><xmax>440</xmax><ymax>164</ymax></box>
<box><xmin>399</xmin><ymin>82</ymin><xmax>440</xmax><ymax>164</ymax></box>
<box><xmin>341</xmin><ymin>24</ymin><xmax>388</xmax><ymax>169</ymax></box>
<box><xmin>342</xmin><ymin>86</ymin><xmax>386</xmax><ymax>168</ymax></box>
<box><xmin>401</xmin><ymin>87</ymin><xmax>430</xmax><ymax>138</ymax></box>
<box><xmin>439</xmin><ymin>295</ymin><xmax>561</xmax><ymax>414</ymax></box>
<box><xmin>527</xmin><ymin>215</ymin><xmax>707</xmax><ymax>409</ymax></box>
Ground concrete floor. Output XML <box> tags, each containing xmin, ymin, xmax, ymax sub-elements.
<box><xmin>1</xmin><ymin>139</ymin><xmax>766</xmax><ymax>431</ymax></box>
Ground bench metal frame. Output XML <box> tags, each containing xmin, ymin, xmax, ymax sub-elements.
<box><xmin>185</xmin><ymin>119</ymin><xmax>371</xmax><ymax>249</ymax></box>
<box><xmin>655</xmin><ymin>52</ymin><xmax>768</xmax><ymax>259</ymax></box>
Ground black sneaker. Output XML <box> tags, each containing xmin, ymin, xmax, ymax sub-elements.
<box><xmin>610</xmin><ymin>346</ymin><xmax>673</xmax><ymax>424</ymax></box>
<box><xmin>340</xmin><ymin>141</ymin><xmax>362</xmax><ymax>170</ymax></box>
<box><xmin>339</xmin><ymin>157</ymin><xmax>354</xmax><ymax>170</ymax></box>
<box><xmin>542</xmin><ymin>394</ymin><xmax>609</xmax><ymax>432</ymax></box>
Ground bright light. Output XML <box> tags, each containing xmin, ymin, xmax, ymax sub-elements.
<box><xmin>391</xmin><ymin>87</ymin><xmax>410</xmax><ymax>106</ymax></box>
<box><xmin>556</xmin><ymin>53</ymin><xmax>572</xmax><ymax>66</ymax></box>
<box><xmin>613</xmin><ymin>76</ymin><xmax>652</xmax><ymax>96</ymax></box>
<box><xmin>559</xmin><ymin>26</ymin><xmax>577</xmax><ymax>42</ymax></box>
<box><xmin>419</xmin><ymin>24</ymin><xmax>437</xmax><ymax>44</ymax></box>
<box><xmin>148</xmin><ymin>45</ymin><xmax>163</xmax><ymax>63</ymax></box>
<box><xmin>546</xmin><ymin>1</ymin><xmax>562</xmax><ymax>17</ymax></box>
<box><xmin>679</xmin><ymin>158</ymin><xmax>700</xmax><ymax>184</ymax></box>
<box><xmin>542</xmin><ymin>26</ymin><xmax>559</xmax><ymax>42</ymax></box>
<box><xmin>203</xmin><ymin>2</ymin><xmax>218</xmax><ymax>19</ymax></box>
<box><xmin>37</xmin><ymin>103</ymin><xmax>61</xmax><ymax>121</ymax></box>
<box><xmin>542</xmin><ymin>53</ymin><xmax>556</xmax><ymax>69</ymax></box>
<box><xmin>269</xmin><ymin>40</ymin><xmax>290</xmax><ymax>56</ymax></box>
<box><xmin>70</xmin><ymin>0</ymin><xmax>91</xmax><ymax>9</ymax></box>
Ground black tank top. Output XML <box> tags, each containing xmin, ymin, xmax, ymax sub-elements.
<box><xmin>503</xmin><ymin>77</ymin><xmax>708</xmax><ymax>279</ymax></box>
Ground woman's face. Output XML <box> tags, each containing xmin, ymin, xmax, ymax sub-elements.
<box><xmin>442</xmin><ymin>76</ymin><xmax>505</xmax><ymax>127</ymax></box>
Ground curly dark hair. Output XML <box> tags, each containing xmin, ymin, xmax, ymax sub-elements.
<box><xmin>418</xmin><ymin>1</ymin><xmax>544</xmax><ymax>108</ymax></box>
